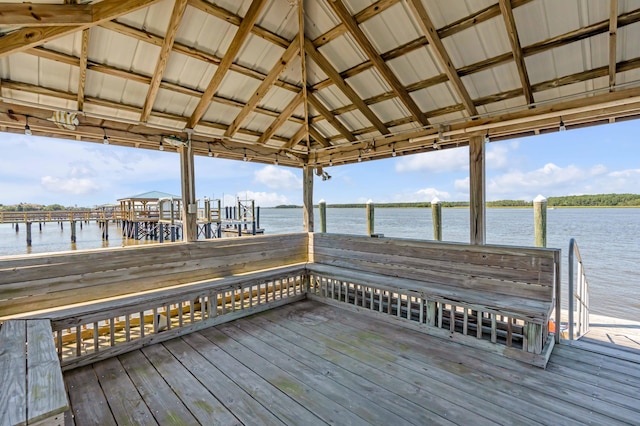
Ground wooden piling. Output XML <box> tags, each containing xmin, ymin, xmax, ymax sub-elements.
<box><xmin>102</xmin><ymin>220</ymin><xmax>109</xmax><ymax>241</ymax></box>
<box><xmin>26</xmin><ymin>222</ymin><xmax>32</xmax><ymax>246</ymax></box>
<box><xmin>319</xmin><ymin>199</ymin><xmax>327</xmax><ymax>233</ymax></box>
<box><xmin>534</xmin><ymin>194</ymin><xmax>547</xmax><ymax>247</ymax></box>
<box><xmin>431</xmin><ymin>197</ymin><xmax>442</xmax><ymax>241</ymax></box>
<box><xmin>15</xmin><ymin>223</ymin><xmax>19</xmax><ymax>232</ymax></box>
<box><xmin>366</xmin><ymin>199</ymin><xmax>374</xmax><ymax>236</ymax></box>
<box><xmin>71</xmin><ymin>220</ymin><xmax>77</xmax><ymax>243</ymax></box>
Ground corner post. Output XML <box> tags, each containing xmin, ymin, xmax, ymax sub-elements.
<box><xmin>179</xmin><ymin>136</ymin><xmax>197</xmax><ymax>242</ymax></box>
<box><xmin>303</xmin><ymin>165</ymin><xmax>314</xmax><ymax>232</ymax></box>
<box><xmin>469</xmin><ymin>135</ymin><xmax>486</xmax><ymax>245</ymax></box>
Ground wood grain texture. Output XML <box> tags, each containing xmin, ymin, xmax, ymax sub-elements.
<box><xmin>0</xmin><ymin>320</ymin><xmax>27</xmax><ymax>426</ymax></box>
<box><xmin>26</xmin><ymin>320</ymin><xmax>67</xmax><ymax>424</ymax></box>
<box><xmin>0</xmin><ymin>3</ymin><xmax>91</xmax><ymax>26</ymax></box>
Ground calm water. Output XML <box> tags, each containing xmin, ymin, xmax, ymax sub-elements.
<box><xmin>1</xmin><ymin>208</ymin><xmax>638</xmax><ymax>320</ymax></box>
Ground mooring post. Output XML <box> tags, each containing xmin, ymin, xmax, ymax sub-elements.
<box><xmin>60</xmin><ymin>221</ymin><xmax>63</xmax><ymax>230</ymax></box>
<box><xmin>71</xmin><ymin>220</ymin><xmax>77</xmax><ymax>243</ymax></box>
<box><xmin>366</xmin><ymin>199</ymin><xmax>374</xmax><ymax>236</ymax></box>
<box><xmin>431</xmin><ymin>196</ymin><xmax>442</xmax><ymax>241</ymax></box>
<box><xmin>103</xmin><ymin>220</ymin><xmax>109</xmax><ymax>241</ymax></box>
<box><xmin>251</xmin><ymin>200</ymin><xmax>256</xmax><ymax>235</ymax></box>
<box><xmin>26</xmin><ymin>222</ymin><xmax>32</xmax><ymax>246</ymax></box>
<box><xmin>534</xmin><ymin>194</ymin><xmax>547</xmax><ymax>247</ymax></box>
<box><xmin>39</xmin><ymin>222</ymin><xmax>42</xmax><ymax>231</ymax></box>
<box><xmin>256</xmin><ymin>206</ymin><xmax>260</xmax><ymax>230</ymax></box>
<box><xmin>319</xmin><ymin>199</ymin><xmax>327</xmax><ymax>233</ymax></box>
<box><xmin>15</xmin><ymin>223</ymin><xmax>19</xmax><ymax>232</ymax></box>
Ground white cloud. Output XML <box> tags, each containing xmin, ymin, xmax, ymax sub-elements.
<box><xmin>486</xmin><ymin>144</ymin><xmax>510</xmax><ymax>170</ymax></box>
<box><xmin>395</xmin><ymin>147</ymin><xmax>468</xmax><ymax>173</ymax></box>
<box><xmin>41</xmin><ymin>176</ymin><xmax>101</xmax><ymax>195</ymax></box>
<box><xmin>416</xmin><ymin>188</ymin><xmax>451</xmax><ymax>200</ymax></box>
<box><xmin>236</xmin><ymin>190</ymin><xmax>291</xmax><ymax>207</ymax></box>
<box><xmin>253</xmin><ymin>166</ymin><xmax>301</xmax><ymax>190</ymax></box>
<box><xmin>454</xmin><ymin>177</ymin><xmax>469</xmax><ymax>191</ymax></box>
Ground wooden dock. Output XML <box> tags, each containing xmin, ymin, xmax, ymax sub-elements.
<box><xmin>63</xmin><ymin>300</ymin><xmax>640</xmax><ymax>425</ymax></box>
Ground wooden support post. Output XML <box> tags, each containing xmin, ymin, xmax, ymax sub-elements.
<box><xmin>179</xmin><ymin>140</ymin><xmax>197</xmax><ymax>242</ymax></box>
<box><xmin>303</xmin><ymin>165</ymin><xmax>314</xmax><ymax>232</ymax></box>
<box><xmin>14</xmin><ymin>223</ymin><xmax>19</xmax><ymax>232</ymax></box>
<box><xmin>319</xmin><ymin>199</ymin><xmax>327</xmax><ymax>233</ymax></box>
<box><xmin>26</xmin><ymin>222</ymin><xmax>32</xmax><ymax>246</ymax></box>
<box><xmin>366</xmin><ymin>199</ymin><xmax>374</xmax><ymax>236</ymax></box>
<box><xmin>534</xmin><ymin>194</ymin><xmax>547</xmax><ymax>247</ymax></box>
<box><xmin>431</xmin><ymin>196</ymin><xmax>442</xmax><ymax>241</ymax></box>
<box><xmin>469</xmin><ymin>135</ymin><xmax>486</xmax><ymax>245</ymax></box>
<box><xmin>102</xmin><ymin>219</ymin><xmax>109</xmax><ymax>241</ymax></box>
<box><xmin>39</xmin><ymin>222</ymin><xmax>42</xmax><ymax>231</ymax></box>
<box><xmin>71</xmin><ymin>220</ymin><xmax>76</xmax><ymax>243</ymax></box>
<box><xmin>159</xmin><ymin>223</ymin><xmax>164</xmax><ymax>243</ymax></box>
<box><xmin>252</xmin><ymin>200</ymin><xmax>256</xmax><ymax>235</ymax></box>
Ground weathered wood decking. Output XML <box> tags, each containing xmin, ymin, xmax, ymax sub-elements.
<box><xmin>63</xmin><ymin>300</ymin><xmax>640</xmax><ymax>426</ymax></box>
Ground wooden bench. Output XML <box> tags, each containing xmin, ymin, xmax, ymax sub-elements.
<box><xmin>0</xmin><ymin>234</ymin><xmax>309</xmax><ymax>370</ymax></box>
<box><xmin>0</xmin><ymin>320</ymin><xmax>68</xmax><ymax>426</ymax></box>
<box><xmin>306</xmin><ymin>233</ymin><xmax>561</xmax><ymax>367</ymax></box>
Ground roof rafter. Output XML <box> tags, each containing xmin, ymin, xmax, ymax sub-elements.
<box><xmin>609</xmin><ymin>0</ymin><xmax>618</xmax><ymax>90</ymax></box>
<box><xmin>406</xmin><ymin>0</ymin><xmax>478</xmax><ymax>117</ymax></box>
<box><xmin>498</xmin><ymin>0</ymin><xmax>534</xmax><ymax>105</ymax></box>
<box><xmin>258</xmin><ymin>91</ymin><xmax>304</xmax><ymax>144</ymax></box>
<box><xmin>308</xmin><ymin>93</ymin><xmax>355</xmax><ymax>142</ymax></box>
<box><xmin>140</xmin><ymin>0</ymin><xmax>188</xmax><ymax>122</ymax></box>
<box><xmin>0</xmin><ymin>3</ymin><xmax>91</xmax><ymax>26</ymax></box>
<box><xmin>77</xmin><ymin>29</ymin><xmax>89</xmax><ymax>111</ymax></box>
<box><xmin>0</xmin><ymin>0</ymin><xmax>161</xmax><ymax>58</ymax></box>
<box><xmin>284</xmin><ymin>126</ymin><xmax>307</xmax><ymax>150</ymax></box>
<box><xmin>186</xmin><ymin>0</ymin><xmax>268</xmax><ymax>129</ymax></box>
<box><xmin>304</xmin><ymin>37</ymin><xmax>389</xmax><ymax>135</ymax></box>
<box><xmin>308</xmin><ymin>126</ymin><xmax>331</xmax><ymax>148</ymax></box>
<box><xmin>327</xmin><ymin>0</ymin><xmax>428</xmax><ymax>127</ymax></box>
<box><xmin>224</xmin><ymin>40</ymin><xmax>300</xmax><ymax>138</ymax></box>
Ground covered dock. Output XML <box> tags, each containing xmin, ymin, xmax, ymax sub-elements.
<box><xmin>1</xmin><ymin>0</ymin><xmax>640</xmax><ymax>425</ymax></box>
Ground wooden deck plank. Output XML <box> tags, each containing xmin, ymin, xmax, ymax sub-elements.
<box><xmin>162</xmin><ymin>337</ymin><xmax>286</xmax><ymax>425</ymax></box>
<box><xmin>180</xmin><ymin>332</ymin><xmax>325</xmax><ymax>426</ymax></box>
<box><xmin>303</xmin><ymin>301</ymin><xmax>639</xmax><ymax>425</ymax></box>
<box><xmin>26</xmin><ymin>319</ymin><xmax>68</xmax><ymax>424</ymax></box>
<box><xmin>92</xmin><ymin>357</ymin><xmax>157</xmax><ymax>425</ymax></box>
<box><xmin>215</xmin><ymin>321</ymin><xmax>417</xmax><ymax>426</ymax></box>
<box><xmin>553</xmin><ymin>344</ymin><xmax>640</xmax><ymax>381</ymax></box>
<box><xmin>65</xmin><ymin>366</ymin><xmax>116</xmax><ymax>426</ymax></box>
<box><xmin>234</xmin><ymin>314</ymin><xmax>457</xmax><ymax>425</ymax></box>
<box><xmin>261</xmin><ymin>303</ymin><xmax>557</xmax><ymax>425</ymax></box>
<box><xmin>140</xmin><ymin>343</ymin><xmax>240</xmax><ymax>425</ymax></box>
<box><xmin>0</xmin><ymin>320</ymin><xmax>26</xmax><ymax>426</ymax></box>
<box><xmin>117</xmin><ymin>350</ymin><xmax>199</xmax><ymax>426</ymax></box>
<box><xmin>198</xmin><ymin>326</ymin><xmax>373</xmax><ymax>426</ymax></box>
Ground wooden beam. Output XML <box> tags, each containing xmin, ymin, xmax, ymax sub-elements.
<box><xmin>308</xmin><ymin>126</ymin><xmax>331</xmax><ymax>148</ymax></box>
<box><xmin>258</xmin><ymin>91</ymin><xmax>304</xmax><ymax>144</ymax></box>
<box><xmin>407</xmin><ymin>0</ymin><xmax>478</xmax><ymax>116</ymax></box>
<box><xmin>179</xmin><ymin>142</ymin><xmax>198</xmax><ymax>242</ymax></box>
<box><xmin>469</xmin><ymin>135</ymin><xmax>485</xmax><ymax>245</ymax></box>
<box><xmin>186</xmin><ymin>0</ymin><xmax>267</xmax><ymax>129</ymax></box>
<box><xmin>0</xmin><ymin>3</ymin><xmax>91</xmax><ymax>26</ymax></box>
<box><xmin>302</xmin><ymin>165</ymin><xmax>314</xmax><ymax>232</ymax></box>
<box><xmin>328</xmin><ymin>0</ymin><xmax>428</xmax><ymax>126</ymax></box>
<box><xmin>77</xmin><ymin>29</ymin><xmax>89</xmax><ymax>111</ymax></box>
<box><xmin>299</xmin><ymin>0</ymin><xmax>311</xmax><ymax>153</ymax></box>
<box><xmin>224</xmin><ymin>41</ymin><xmax>300</xmax><ymax>137</ymax></box>
<box><xmin>498</xmin><ymin>0</ymin><xmax>533</xmax><ymax>105</ymax></box>
<box><xmin>187</xmin><ymin>0</ymin><xmax>289</xmax><ymax>49</ymax></box>
<box><xmin>609</xmin><ymin>0</ymin><xmax>618</xmax><ymax>90</ymax></box>
<box><xmin>305</xmin><ymin>38</ymin><xmax>389</xmax><ymax>135</ymax></box>
<box><xmin>0</xmin><ymin>0</ymin><xmax>160</xmax><ymax>58</ymax></box>
<box><xmin>308</xmin><ymin>93</ymin><xmax>356</xmax><ymax>142</ymax></box>
<box><xmin>140</xmin><ymin>0</ymin><xmax>188</xmax><ymax>122</ymax></box>
<box><xmin>284</xmin><ymin>126</ymin><xmax>307</xmax><ymax>150</ymax></box>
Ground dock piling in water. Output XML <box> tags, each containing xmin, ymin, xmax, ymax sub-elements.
<box><xmin>366</xmin><ymin>200</ymin><xmax>374</xmax><ymax>236</ymax></box>
<box><xmin>431</xmin><ymin>197</ymin><xmax>442</xmax><ymax>241</ymax></box>
<box><xmin>26</xmin><ymin>222</ymin><xmax>32</xmax><ymax>246</ymax></box>
<box><xmin>71</xmin><ymin>220</ymin><xmax>77</xmax><ymax>243</ymax></box>
<box><xmin>319</xmin><ymin>199</ymin><xmax>327</xmax><ymax>233</ymax></box>
<box><xmin>534</xmin><ymin>194</ymin><xmax>547</xmax><ymax>247</ymax></box>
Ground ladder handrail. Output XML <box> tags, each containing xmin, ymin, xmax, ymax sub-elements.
<box><xmin>568</xmin><ymin>238</ymin><xmax>590</xmax><ymax>340</ymax></box>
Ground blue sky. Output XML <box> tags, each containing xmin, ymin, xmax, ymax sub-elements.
<box><xmin>0</xmin><ymin>119</ymin><xmax>639</xmax><ymax>207</ymax></box>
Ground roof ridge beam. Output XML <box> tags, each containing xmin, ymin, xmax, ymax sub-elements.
<box><xmin>0</xmin><ymin>0</ymin><xmax>161</xmax><ymax>58</ymax></box>
<box><xmin>304</xmin><ymin>37</ymin><xmax>389</xmax><ymax>135</ymax></box>
<box><xmin>140</xmin><ymin>0</ymin><xmax>188</xmax><ymax>122</ymax></box>
<box><xmin>327</xmin><ymin>0</ymin><xmax>429</xmax><ymax>127</ymax></box>
<box><xmin>224</xmin><ymin>41</ymin><xmax>300</xmax><ymax>137</ymax></box>
<box><xmin>407</xmin><ymin>0</ymin><xmax>478</xmax><ymax>117</ymax></box>
<box><xmin>186</xmin><ymin>0</ymin><xmax>268</xmax><ymax>129</ymax></box>
<box><xmin>498</xmin><ymin>0</ymin><xmax>534</xmax><ymax>105</ymax></box>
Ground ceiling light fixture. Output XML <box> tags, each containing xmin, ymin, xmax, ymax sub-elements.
<box><xmin>24</xmin><ymin>117</ymin><xmax>32</xmax><ymax>136</ymax></box>
<box><xmin>357</xmin><ymin>150</ymin><xmax>362</xmax><ymax>162</ymax></box>
<box><xmin>559</xmin><ymin>117</ymin><xmax>566</xmax><ymax>131</ymax></box>
<box><xmin>484</xmin><ymin>132</ymin><xmax>490</xmax><ymax>143</ymax></box>
<box><xmin>392</xmin><ymin>143</ymin><xmax>396</xmax><ymax>157</ymax></box>
<box><xmin>159</xmin><ymin>138</ymin><xmax>164</xmax><ymax>151</ymax></box>
<box><xmin>329</xmin><ymin>155</ymin><xmax>333</xmax><ymax>166</ymax></box>
<box><xmin>274</xmin><ymin>153</ymin><xmax>279</xmax><ymax>165</ymax></box>
<box><xmin>102</xmin><ymin>128</ymin><xmax>109</xmax><ymax>145</ymax></box>
<box><xmin>208</xmin><ymin>143</ymin><xmax>212</xmax><ymax>157</ymax></box>
<box><xmin>243</xmin><ymin>148</ymin><xmax>248</xmax><ymax>162</ymax></box>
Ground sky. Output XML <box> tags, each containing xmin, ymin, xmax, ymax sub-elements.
<box><xmin>0</xmin><ymin>119</ymin><xmax>639</xmax><ymax>208</ymax></box>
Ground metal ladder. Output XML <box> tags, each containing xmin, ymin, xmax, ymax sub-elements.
<box><xmin>568</xmin><ymin>238</ymin><xmax>590</xmax><ymax>339</ymax></box>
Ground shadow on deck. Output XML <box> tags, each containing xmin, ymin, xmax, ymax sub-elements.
<box><xmin>64</xmin><ymin>300</ymin><xmax>640</xmax><ymax>426</ymax></box>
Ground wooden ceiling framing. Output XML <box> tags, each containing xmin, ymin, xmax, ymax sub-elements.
<box><xmin>0</xmin><ymin>0</ymin><xmax>639</xmax><ymax>168</ymax></box>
